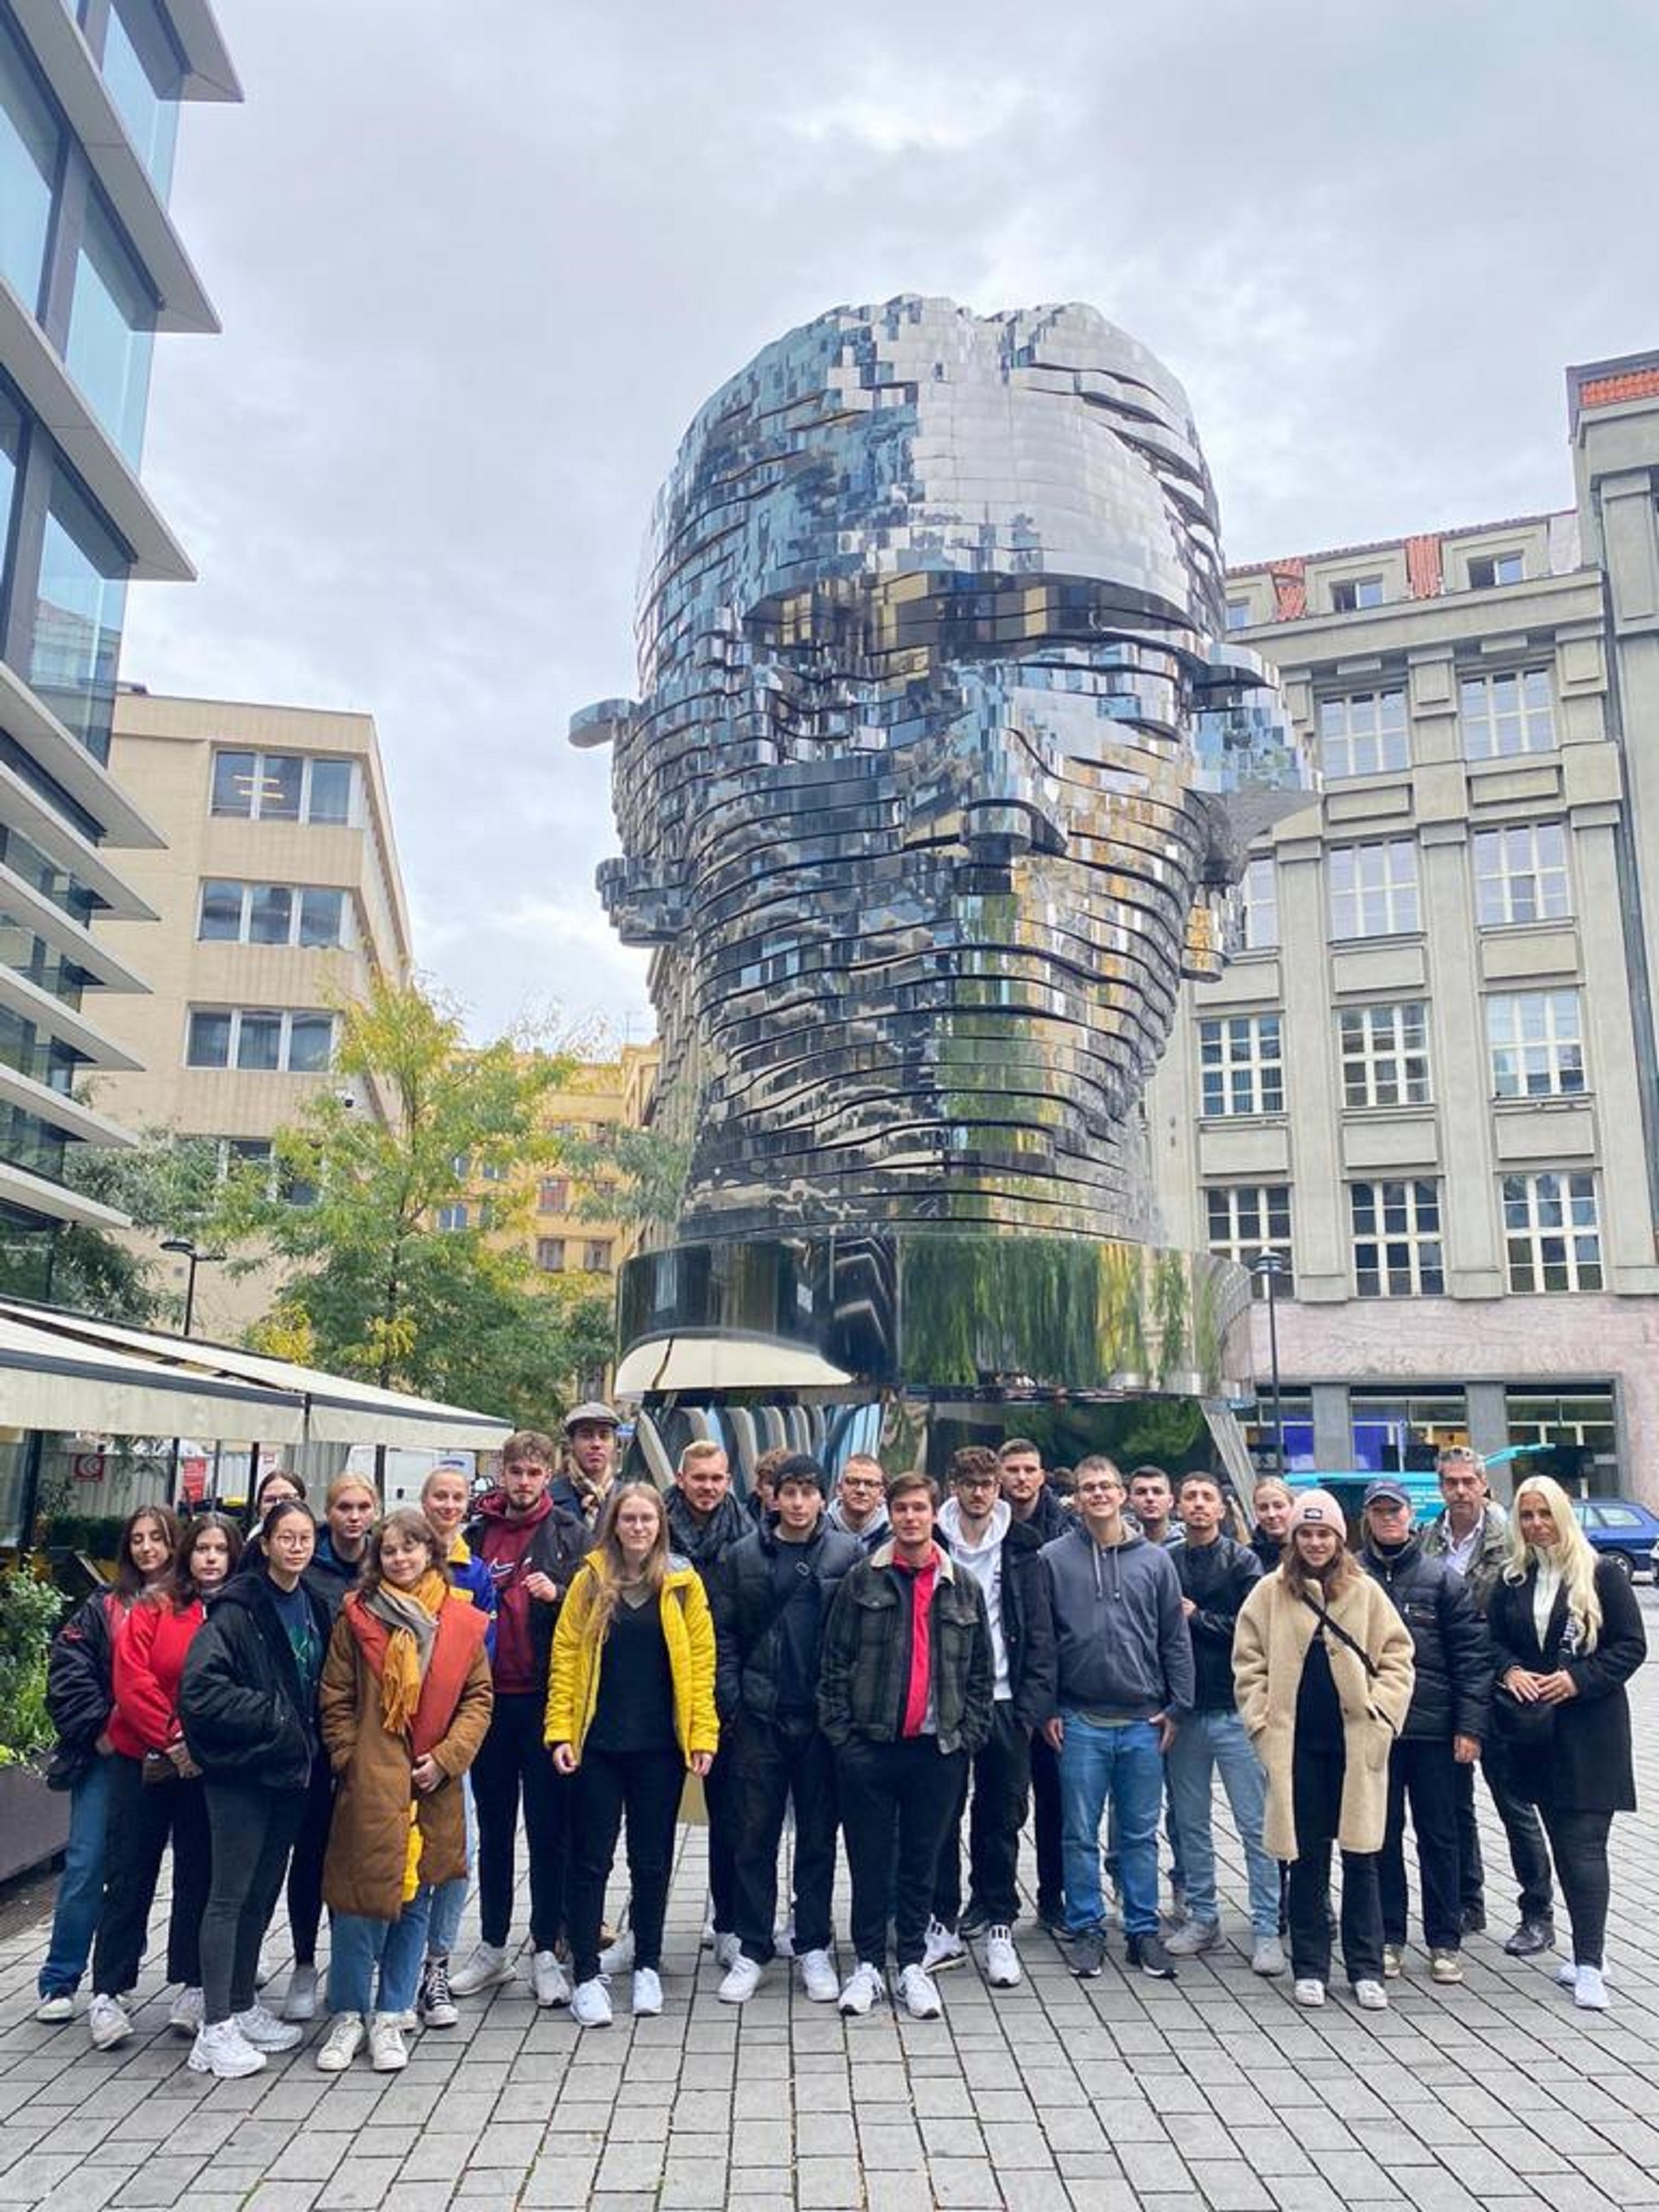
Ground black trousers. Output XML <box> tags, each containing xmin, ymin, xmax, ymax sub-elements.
<box><xmin>1029</xmin><ymin>1729</ymin><xmax>1064</xmax><ymax>1916</ymax></box>
<box><xmin>282</xmin><ymin>1751</ymin><xmax>334</xmax><ymax>1966</ymax></box>
<box><xmin>837</xmin><ymin>1737</ymin><xmax>967</xmax><ymax>1972</ymax></box>
<box><xmin>728</xmin><ymin>1716</ymin><xmax>839</xmax><ymax>1964</ymax></box>
<box><xmin>566</xmin><ymin>1745</ymin><xmax>685</xmax><ymax>1984</ymax></box>
<box><xmin>1286</xmin><ymin>1739</ymin><xmax>1383</xmax><ymax>1986</ymax></box>
<box><xmin>201</xmin><ymin>1779</ymin><xmax>307</xmax><ymax>2024</ymax></box>
<box><xmin>1454</xmin><ymin>1757</ymin><xmax>1554</xmax><ymax>1922</ymax></box>
<box><xmin>932</xmin><ymin>1702</ymin><xmax>1031</xmax><ymax>1929</ymax></box>
<box><xmin>702</xmin><ymin>1742</ymin><xmax>738</xmax><ymax>1935</ymax></box>
<box><xmin>1378</xmin><ymin>1737</ymin><xmax>1462</xmax><ymax>1950</ymax></box>
<box><xmin>92</xmin><ymin>1756</ymin><xmax>210</xmax><ymax>1996</ymax></box>
<box><xmin>473</xmin><ymin>1689</ymin><xmax>569</xmax><ymax>1951</ymax></box>
<box><xmin>1538</xmin><ymin>1803</ymin><xmax>1613</xmax><ymax>1970</ymax></box>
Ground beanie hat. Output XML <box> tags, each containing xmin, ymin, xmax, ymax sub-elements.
<box><xmin>1286</xmin><ymin>1489</ymin><xmax>1347</xmax><ymax>1538</ymax></box>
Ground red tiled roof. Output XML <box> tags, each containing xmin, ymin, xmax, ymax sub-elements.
<box><xmin>1580</xmin><ymin>368</ymin><xmax>1659</xmax><ymax>410</ymax></box>
<box><xmin>1405</xmin><ymin>533</ymin><xmax>1443</xmax><ymax>600</ymax></box>
<box><xmin>1268</xmin><ymin>557</ymin><xmax>1305</xmax><ymax>621</ymax></box>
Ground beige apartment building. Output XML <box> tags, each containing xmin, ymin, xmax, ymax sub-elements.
<box><xmin>481</xmin><ymin>1039</ymin><xmax>660</xmax><ymax>1287</ymax></box>
<box><xmin>1148</xmin><ymin>347</ymin><xmax>1659</xmax><ymax>1500</ymax></box>
<box><xmin>89</xmin><ymin>690</ymin><xmax>412</xmax><ymax>1333</ymax></box>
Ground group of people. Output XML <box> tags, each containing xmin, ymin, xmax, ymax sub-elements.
<box><xmin>30</xmin><ymin>1414</ymin><xmax>1645</xmax><ymax>2080</ymax></box>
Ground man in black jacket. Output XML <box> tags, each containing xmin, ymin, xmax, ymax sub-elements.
<box><xmin>925</xmin><ymin>1446</ymin><xmax>1056</xmax><ymax>1991</ymax></box>
<box><xmin>998</xmin><ymin>1436</ymin><xmax>1067</xmax><ymax>1929</ymax></box>
<box><xmin>709</xmin><ymin>1453</ymin><xmax>861</xmax><ymax>2006</ymax></box>
<box><xmin>1359</xmin><ymin>1478</ymin><xmax>1492</xmax><ymax>1985</ymax></box>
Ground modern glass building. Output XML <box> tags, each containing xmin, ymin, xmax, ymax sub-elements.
<box><xmin>0</xmin><ymin>0</ymin><xmax>238</xmax><ymax>1294</ymax></box>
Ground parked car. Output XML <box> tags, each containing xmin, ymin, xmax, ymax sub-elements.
<box><xmin>1561</xmin><ymin>1497</ymin><xmax>1659</xmax><ymax>1580</ymax></box>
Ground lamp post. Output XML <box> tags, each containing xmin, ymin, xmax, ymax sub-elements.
<box><xmin>160</xmin><ymin>1238</ymin><xmax>224</xmax><ymax>1506</ymax></box>
<box><xmin>1252</xmin><ymin>1249</ymin><xmax>1287</xmax><ymax>1478</ymax></box>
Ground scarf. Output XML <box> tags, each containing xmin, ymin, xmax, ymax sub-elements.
<box><xmin>364</xmin><ymin>1571</ymin><xmax>448</xmax><ymax>1735</ymax></box>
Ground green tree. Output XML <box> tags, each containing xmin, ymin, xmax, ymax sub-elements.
<box><xmin>221</xmin><ymin>975</ymin><xmax>613</xmax><ymax>1425</ymax></box>
<box><xmin>563</xmin><ymin>1121</ymin><xmax>689</xmax><ymax>1244</ymax></box>
<box><xmin>46</xmin><ymin>1129</ymin><xmax>242</xmax><ymax>1324</ymax></box>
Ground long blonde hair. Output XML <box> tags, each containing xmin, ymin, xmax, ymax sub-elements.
<box><xmin>1503</xmin><ymin>1476</ymin><xmax>1602</xmax><ymax>1652</ymax></box>
<box><xmin>582</xmin><ymin>1482</ymin><xmax>671</xmax><ymax>1641</ymax></box>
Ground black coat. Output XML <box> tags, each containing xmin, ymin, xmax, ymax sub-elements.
<box><xmin>45</xmin><ymin>1590</ymin><xmax>122</xmax><ymax>1783</ymax></box>
<box><xmin>710</xmin><ymin>1520</ymin><xmax>861</xmax><ymax>1724</ymax></box>
<box><xmin>1486</xmin><ymin>1558</ymin><xmax>1645</xmax><ymax>1812</ymax></box>
<box><xmin>1015</xmin><ymin>1486</ymin><xmax>1070</xmax><ymax>1546</ymax></box>
<box><xmin>303</xmin><ymin>1529</ymin><xmax>365</xmax><ymax>1623</ymax></box>
<box><xmin>1359</xmin><ymin>1537</ymin><xmax>1491</xmax><ymax>1745</ymax></box>
<box><xmin>179</xmin><ymin>1571</ymin><xmax>331</xmax><ymax>1792</ymax></box>
<box><xmin>1173</xmin><ymin>1534</ymin><xmax>1262</xmax><ymax>1712</ymax></box>
<box><xmin>464</xmin><ymin>1497</ymin><xmax>591</xmax><ymax>1686</ymax></box>
<box><xmin>664</xmin><ymin>1486</ymin><xmax>751</xmax><ymax>1582</ymax></box>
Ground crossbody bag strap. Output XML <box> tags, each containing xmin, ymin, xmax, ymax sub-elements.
<box><xmin>1299</xmin><ymin>1590</ymin><xmax>1379</xmax><ymax>1681</ymax></box>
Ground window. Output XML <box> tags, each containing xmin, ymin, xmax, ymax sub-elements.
<box><xmin>536</xmin><ymin>1237</ymin><xmax>566</xmax><ymax>1273</ymax></box>
<box><xmin>1503</xmin><ymin>1172</ymin><xmax>1602</xmax><ymax>1293</ymax></box>
<box><xmin>1205</xmin><ymin>1185</ymin><xmax>1293</xmax><ymax>1296</ymax></box>
<box><xmin>209</xmin><ymin>751</ymin><xmax>356</xmax><ymax>823</ymax></box>
<box><xmin>1486</xmin><ymin>990</ymin><xmax>1585</xmax><ymax>1099</ymax></box>
<box><xmin>582</xmin><ymin>1239</ymin><xmax>613</xmax><ymax>1273</ymax></box>
<box><xmin>1224</xmin><ymin>598</ymin><xmax>1251</xmax><ymax>632</ymax></box>
<box><xmin>1238</xmin><ymin>855</ymin><xmax>1278</xmax><ymax>950</ymax></box>
<box><xmin>186</xmin><ymin>1007</ymin><xmax>336</xmax><ymax>1072</ymax></box>
<box><xmin>0</xmin><ymin>16</ymin><xmax>60</xmax><ymax>312</ymax></box>
<box><xmin>1350</xmin><ymin>1389</ymin><xmax>1469</xmax><ymax>1474</ymax></box>
<box><xmin>1351</xmin><ymin>1179</ymin><xmax>1445</xmax><ymax>1297</ymax></box>
<box><xmin>436</xmin><ymin>1204</ymin><xmax>467</xmax><ymax>1233</ymax></box>
<box><xmin>1467</xmin><ymin>550</ymin><xmax>1523</xmax><ymax>589</ymax></box>
<box><xmin>1317</xmin><ymin>688</ymin><xmax>1408</xmax><ymax>779</ymax></box>
<box><xmin>1331</xmin><ymin>576</ymin><xmax>1384</xmax><ymax>613</ymax></box>
<box><xmin>538</xmin><ymin>1176</ymin><xmax>570</xmax><ymax>1213</ymax></box>
<box><xmin>1473</xmin><ymin>823</ymin><xmax>1570</xmax><ymax>926</ymax></box>
<box><xmin>29</xmin><ymin>473</ymin><xmax>130</xmax><ymax>760</ymax></box>
<box><xmin>1198</xmin><ymin>1014</ymin><xmax>1284</xmax><ymax>1118</ymax></box>
<box><xmin>1460</xmin><ymin>668</ymin><xmax>1554</xmax><ymax>760</ymax></box>
<box><xmin>1339</xmin><ymin>1002</ymin><xmax>1431</xmax><ymax>1109</ymax></box>
<box><xmin>1329</xmin><ymin>840</ymin><xmax>1419</xmax><ymax>938</ymax></box>
<box><xmin>99</xmin><ymin>0</ymin><xmax>183</xmax><ymax>195</ymax></box>
<box><xmin>66</xmin><ymin>196</ymin><xmax>156</xmax><ymax>464</ymax></box>
<box><xmin>212</xmin><ymin>1136</ymin><xmax>315</xmax><ymax>1207</ymax></box>
<box><xmin>195</xmin><ymin>880</ymin><xmax>349</xmax><ymax>950</ymax></box>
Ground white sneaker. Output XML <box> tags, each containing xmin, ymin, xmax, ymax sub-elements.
<box><xmin>798</xmin><ymin>1948</ymin><xmax>838</xmax><ymax>2003</ymax></box>
<box><xmin>1554</xmin><ymin>1957</ymin><xmax>1613</xmax><ymax>1989</ymax></box>
<box><xmin>922</xmin><ymin>1917</ymin><xmax>967</xmax><ymax>1973</ymax></box>
<box><xmin>898</xmin><ymin>1964</ymin><xmax>943</xmax><ymax>2019</ymax></box>
<box><xmin>718</xmin><ymin>1955</ymin><xmax>764</xmax><ymax>2005</ymax></box>
<box><xmin>168</xmin><ymin>1986</ymin><xmax>204</xmax><ymax>2037</ymax></box>
<box><xmin>253</xmin><ymin>1948</ymin><xmax>276</xmax><ymax>1991</ymax></box>
<box><xmin>571</xmin><ymin>1977</ymin><xmax>612</xmax><ymax>2028</ymax></box>
<box><xmin>448</xmin><ymin>1942</ymin><xmax>512</xmax><ymax>1996</ymax></box>
<box><xmin>368</xmin><ymin>2012</ymin><xmax>409</xmax><ymax>2070</ymax></box>
<box><xmin>315</xmin><ymin>2013</ymin><xmax>365</xmax><ymax>2072</ymax></box>
<box><xmin>983</xmin><ymin>1926</ymin><xmax>1023</xmax><ymax>1988</ymax></box>
<box><xmin>1574</xmin><ymin>1965</ymin><xmax>1610</xmax><ymax>2011</ymax></box>
<box><xmin>1294</xmin><ymin>1979</ymin><xmax>1325</xmax><ymax>2008</ymax></box>
<box><xmin>631</xmin><ymin>1968</ymin><xmax>663</xmax><ymax>2016</ymax></box>
<box><xmin>35</xmin><ymin>1993</ymin><xmax>74</xmax><ymax>2024</ymax></box>
<box><xmin>531</xmin><ymin>1949</ymin><xmax>571</xmax><ymax>2008</ymax></box>
<box><xmin>189</xmin><ymin>2018</ymin><xmax>266</xmax><ymax>2077</ymax></box>
<box><xmin>1352</xmin><ymin>1979</ymin><xmax>1389</xmax><ymax>2011</ymax></box>
<box><xmin>282</xmin><ymin>1962</ymin><xmax>319</xmax><ymax>2021</ymax></box>
<box><xmin>599</xmin><ymin>1929</ymin><xmax>634</xmax><ymax>1977</ymax></box>
<box><xmin>236</xmin><ymin>2002</ymin><xmax>302</xmax><ymax>2051</ymax></box>
<box><xmin>1251</xmin><ymin>1936</ymin><xmax>1287</xmax><ymax>1976</ymax></box>
<box><xmin>837</xmin><ymin>1961</ymin><xmax>886</xmax><ymax>2017</ymax></box>
<box><xmin>712</xmin><ymin>1930</ymin><xmax>741</xmax><ymax>1970</ymax></box>
<box><xmin>87</xmin><ymin>1993</ymin><xmax>131</xmax><ymax>2050</ymax></box>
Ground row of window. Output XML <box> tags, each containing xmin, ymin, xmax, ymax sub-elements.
<box><xmin>1224</xmin><ymin>548</ymin><xmax>1528</xmax><ymax>629</ymax></box>
<box><xmin>1199</xmin><ymin>989</ymin><xmax>1586</xmax><ymax>1117</ymax></box>
<box><xmin>1314</xmin><ymin>671</ymin><xmax>1554</xmax><ymax>776</ymax></box>
<box><xmin>432</xmin><ymin>1214</ymin><xmax>615</xmax><ymax>1274</ymax></box>
<box><xmin>1236</xmin><ymin>821</ymin><xmax>1571</xmax><ymax>954</ymax></box>
<box><xmin>1208</xmin><ymin>1173</ymin><xmax>1604</xmax><ymax>1299</ymax></box>
<box><xmin>185</xmin><ymin>1007</ymin><xmax>335</xmax><ymax>1074</ymax></box>
<box><xmin>198</xmin><ymin>880</ymin><xmax>353</xmax><ymax>950</ymax></box>
<box><xmin>210</xmin><ymin>751</ymin><xmax>358</xmax><ymax>826</ymax></box>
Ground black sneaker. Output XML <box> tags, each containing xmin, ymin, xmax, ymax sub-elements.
<box><xmin>1459</xmin><ymin>1904</ymin><xmax>1487</xmax><ymax>1936</ymax></box>
<box><xmin>1067</xmin><ymin>1928</ymin><xmax>1106</xmax><ymax>1979</ymax></box>
<box><xmin>1127</xmin><ymin>1930</ymin><xmax>1176</xmax><ymax>1980</ymax></box>
<box><xmin>1503</xmin><ymin>1917</ymin><xmax>1554</xmax><ymax>1958</ymax></box>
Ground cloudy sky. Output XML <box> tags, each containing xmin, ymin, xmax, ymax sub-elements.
<box><xmin>124</xmin><ymin>0</ymin><xmax>1657</xmax><ymax>1046</ymax></box>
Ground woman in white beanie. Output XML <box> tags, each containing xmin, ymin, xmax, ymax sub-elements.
<box><xmin>1234</xmin><ymin>1490</ymin><xmax>1414</xmax><ymax>2012</ymax></box>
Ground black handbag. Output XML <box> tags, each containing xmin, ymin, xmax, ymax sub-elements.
<box><xmin>1491</xmin><ymin>1687</ymin><xmax>1555</xmax><ymax>1752</ymax></box>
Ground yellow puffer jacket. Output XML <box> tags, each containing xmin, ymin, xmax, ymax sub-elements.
<box><xmin>543</xmin><ymin>1555</ymin><xmax>719</xmax><ymax>1765</ymax></box>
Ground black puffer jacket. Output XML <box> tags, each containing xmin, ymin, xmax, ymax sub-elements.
<box><xmin>1173</xmin><ymin>1534</ymin><xmax>1262</xmax><ymax>1712</ymax></box>
<box><xmin>664</xmin><ymin>1486</ymin><xmax>750</xmax><ymax>1583</ymax></box>
<box><xmin>1358</xmin><ymin>1537</ymin><xmax>1491</xmax><ymax>1745</ymax></box>
<box><xmin>179</xmin><ymin>1571</ymin><xmax>331</xmax><ymax>1791</ymax></box>
<box><xmin>710</xmin><ymin>1520</ymin><xmax>861</xmax><ymax>1724</ymax></box>
<box><xmin>45</xmin><ymin>1590</ymin><xmax>124</xmax><ymax>1784</ymax></box>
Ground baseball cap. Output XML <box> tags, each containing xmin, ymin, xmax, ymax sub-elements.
<box><xmin>563</xmin><ymin>1402</ymin><xmax>620</xmax><ymax>1433</ymax></box>
<box><xmin>1363</xmin><ymin>1478</ymin><xmax>1412</xmax><ymax>1510</ymax></box>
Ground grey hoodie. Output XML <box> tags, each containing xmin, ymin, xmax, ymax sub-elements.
<box><xmin>1040</xmin><ymin>1519</ymin><xmax>1193</xmax><ymax>1719</ymax></box>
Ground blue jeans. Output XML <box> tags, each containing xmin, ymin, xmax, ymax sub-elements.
<box><xmin>423</xmin><ymin>1775</ymin><xmax>476</xmax><ymax>1959</ymax></box>
<box><xmin>1058</xmin><ymin>1715</ymin><xmax>1163</xmax><ymax>1938</ymax></box>
<box><xmin>1164</xmin><ymin>1707</ymin><xmax>1280</xmax><ymax>1938</ymax></box>
<box><xmin>39</xmin><ymin>1756</ymin><xmax>112</xmax><ymax>1999</ymax></box>
<box><xmin>327</xmin><ymin>1890</ymin><xmax>435</xmax><ymax>2019</ymax></box>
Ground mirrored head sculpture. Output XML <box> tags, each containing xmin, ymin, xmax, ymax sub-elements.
<box><xmin>575</xmin><ymin>296</ymin><xmax>1313</xmax><ymax>1249</ymax></box>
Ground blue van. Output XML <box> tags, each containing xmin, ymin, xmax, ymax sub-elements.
<box><xmin>1281</xmin><ymin>1469</ymin><xmax>1442</xmax><ymax>1538</ymax></box>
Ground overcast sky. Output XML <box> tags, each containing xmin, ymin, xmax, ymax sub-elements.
<box><xmin>122</xmin><ymin>0</ymin><xmax>1658</xmax><ymax>1046</ymax></box>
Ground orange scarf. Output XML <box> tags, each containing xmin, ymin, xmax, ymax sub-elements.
<box><xmin>372</xmin><ymin>1568</ymin><xmax>450</xmax><ymax>1736</ymax></box>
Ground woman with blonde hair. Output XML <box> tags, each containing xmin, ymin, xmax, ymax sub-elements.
<box><xmin>1486</xmin><ymin>1477</ymin><xmax>1644</xmax><ymax>2010</ymax></box>
<box><xmin>1249</xmin><ymin>1477</ymin><xmax>1294</xmax><ymax>1572</ymax></box>
<box><xmin>545</xmin><ymin>1483</ymin><xmax>717</xmax><ymax>2029</ymax></box>
<box><xmin>1234</xmin><ymin>1490</ymin><xmax>1414</xmax><ymax>2012</ymax></box>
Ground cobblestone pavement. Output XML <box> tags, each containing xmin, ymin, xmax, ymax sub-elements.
<box><xmin>6</xmin><ymin>1591</ymin><xmax>1659</xmax><ymax>2211</ymax></box>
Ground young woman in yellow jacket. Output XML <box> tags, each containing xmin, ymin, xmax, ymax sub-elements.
<box><xmin>544</xmin><ymin>1483</ymin><xmax>717</xmax><ymax>2027</ymax></box>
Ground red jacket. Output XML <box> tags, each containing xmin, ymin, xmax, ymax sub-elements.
<box><xmin>110</xmin><ymin>1597</ymin><xmax>207</xmax><ymax>1758</ymax></box>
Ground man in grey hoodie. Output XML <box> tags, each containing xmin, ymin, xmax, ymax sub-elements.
<box><xmin>827</xmin><ymin>1455</ymin><xmax>891</xmax><ymax>1554</ymax></box>
<box><xmin>1041</xmin><ymin>1454</ymin><xmax>1192</xmax><ymax>1980</ymax></box>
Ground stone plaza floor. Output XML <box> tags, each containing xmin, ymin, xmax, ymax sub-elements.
<box><xmin>5</xmin><ymin>1591</ymin><xmax>1659</xmax><ymax>2211</ymax></box>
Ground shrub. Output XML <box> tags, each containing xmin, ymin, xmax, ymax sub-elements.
<box><xmin>0</xmin><ymin>1573</ymin><xmax>64</xmax><ymax>1767</ymax></box>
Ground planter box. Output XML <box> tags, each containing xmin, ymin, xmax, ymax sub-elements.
<box><xmin>0</xmin><ymin>1764</ymin><xmax>70</xmax><ymax>1885</ymax></box>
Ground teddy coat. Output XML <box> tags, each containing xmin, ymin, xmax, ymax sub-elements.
<box><xmin>1233</xmin><ymin>1567</ymin><xmax>1415</xmax><ymax>1859</ymax></box>
<box><xmin>543</xmin><ymin>1555</ymin><xmax>718</xmax><ymax>1765</ymax></box>
<box><xmin>318</xmin><ymin>1588</ymin><xmax>493</xmax><ymax>1923</ymax></box>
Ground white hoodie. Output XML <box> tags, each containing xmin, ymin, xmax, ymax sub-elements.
<box><xmin>938</xmin><ymin>1495</ymin><xmax>1011</xmax><ymax>1701</ymax></box>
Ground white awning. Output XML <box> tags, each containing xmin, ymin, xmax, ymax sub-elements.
<box><xmin>0</xmin><ymin>1300</ymin><xmax>512</xmax><ymax>1452</ymax></box>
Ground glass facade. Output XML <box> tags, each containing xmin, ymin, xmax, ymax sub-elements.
<box><xmin>99</xmin><ymin>0</ymin><xmax>182</xmax><ymax>199</ymax></box>
<box><xmin>0</xmin><ymin>16</ymin><xmax>58</xmax><ymax>314</ymax></box>
<box><xmin>67</xmin><ymin>197</ymin><xmax>156</xmax><ymax>464</ymax></box>
<box><xmin>28</xmin><ymin>470</ymin><xmax>130</xmax><ymax>759</ymax></box>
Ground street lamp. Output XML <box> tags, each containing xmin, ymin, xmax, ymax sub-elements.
<box><xmin>160</xmin><ymin>1237</ymin><xmax>224</xmax><ymax>1337</ymax></box>
<box><xmin>1252</xmin><ymin>1249</ymin><xmax>1287</xmax><ymax>1478</ymax></box>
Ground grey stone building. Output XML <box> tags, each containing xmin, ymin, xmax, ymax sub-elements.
<box><xmin>1148</xmin><ymin>347</ymin><xmax>1659</xmax><ymax>1501</ymax></box>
